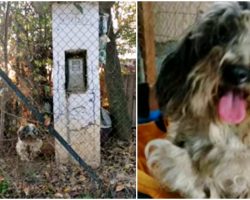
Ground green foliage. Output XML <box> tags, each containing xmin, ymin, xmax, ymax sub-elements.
<box><xmin>0</xmin><ymin>2</ymin><xmax>52</xmax><ymax>104</ymax></box>
<box><xmin>80</xmin><ymin>194</ymin><xmax>93</xmax><ymax>199</ymax></box>
<box><xmin>112</xmin><ymin>2</ymin><xmax>136</xmax><ymax>57</ymax></box>
<box><xmin>0</xmin><ymin>179</ymin><xmax>9</xmax><ymax>194</ymax></box>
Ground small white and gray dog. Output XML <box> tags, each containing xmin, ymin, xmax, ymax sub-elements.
<box><xmin>16</xmin><ymin>123</ymin><xmax>43</xmax><ymax>161</ymax></box>
<box><xmin>146</xmin><ymin>2</ymin><xmax>250</xmax><ymax>198</ymax></box>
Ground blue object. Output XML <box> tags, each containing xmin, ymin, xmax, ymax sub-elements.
<box><xmin>138</xmin><ymin>110</ymin><xmax>162</xmax><ymax>124</ymax></box>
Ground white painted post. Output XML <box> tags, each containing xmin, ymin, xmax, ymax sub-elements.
<box><xmin>52</xmin><ymin>2</ymin><xmax>100</xmax><ymax>168</ymax></box>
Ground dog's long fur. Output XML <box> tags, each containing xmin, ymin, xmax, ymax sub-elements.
<box><xmin>16</xmin><ymin>123</ymin><xmax>43</xmax><ymax>161</ymax></box>
<box><xmin>145</xmin><ymin>2</ymin><xmax>250</xmax><ymax>198</ymax></box>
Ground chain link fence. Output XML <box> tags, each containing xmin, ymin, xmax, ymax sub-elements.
<box><xmin>138</xmin><ymin>2</ymin><xmax>213</xmax><ymax>82</ymax></box>
<box><xmin>0</xmin><ymin>2</ymin><xmax>135</xmax><ymax>198</ymax></box>
<box><xmin>153</xmin><ymin>2</ymin><xmax>212</xmax><ymax>75</ymax></box>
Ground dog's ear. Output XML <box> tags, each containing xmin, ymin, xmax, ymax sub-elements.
<box><xmin>17</xmin><ymin>126</ymin><xmax>26</xmax><ymax>140</ymax></box>
<box><xmin>156</xmin><ymin>33</ymin><xmax>197</xmax><ymax>114</ymax></box>
<box><xmin>17</xmin><ymin>126</ymin><xmax>22</xmax><ymax>136</ymax></box>
<box><xmin>34</xmin><ymin>128</ymin><xmax>39</xmax><ymax>136</ymax></box>
<box><xmin>33</xmin><ymin>128</ymin><xmax>43</xmax><ymax>139</ymax></box>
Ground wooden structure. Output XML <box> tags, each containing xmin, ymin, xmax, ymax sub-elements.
<box><xmin>139</xmin><ymin>2</ymin><xmax>157</xmax><ymax>86</ymax></box>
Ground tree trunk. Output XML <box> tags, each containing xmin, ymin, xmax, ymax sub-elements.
<box><xmin>0</xmin><ymin>2</ymin><xmax>11</xmax><ymax>147</ymax></box>
<box><xmin>3</xmin><ymin>3</ymin><xmax>10</xmax><ymax>72</ymax></box>
<box><xmin>103</xmin><ymin>5</ymin><xmax>131</xmax><ymax>141</ymax></box>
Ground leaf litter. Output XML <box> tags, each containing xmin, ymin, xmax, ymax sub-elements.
<box><xmin>0</xmin><ymin>130</ymin><xmax>136</xmax><ymax>198</ymax></box>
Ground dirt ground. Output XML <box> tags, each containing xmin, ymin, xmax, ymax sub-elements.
<box><xmin>0</xmin><ymin>130</ymin><xmax>136</xmax><ymax>198</ymax></box>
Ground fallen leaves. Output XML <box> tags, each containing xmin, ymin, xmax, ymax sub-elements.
<box><xmin>23</xmin><ymin>186</ymin><xmax>30</xmax><ymax>196</ymax></box>
<box><xmin>116</xmin><ymin>184</ymin><xmax>125</xmax><ymax>192</ymax></box>
<box><xmin>98</xmin><ymin>130</ymin><xmax>136</xmax><ymax>198</ymax></box>
<box><xmin>0</xmin><ymin>130</ymin><xmax>136</xmax><ymax>198</ymax></box>
<box><xmin>54</xmin><ymin>192</ymin><xmax>64</xmax><ymax>198</ymax></box>
<box><xmin>0</xmin><ymin>176</ymin><xmax>4</xmax><ymax>182</ymax></box>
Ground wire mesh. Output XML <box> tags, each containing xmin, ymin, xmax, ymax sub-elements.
<box><xmin>0</xmin><ymin>1</ymin><xmax>135</xmax><ymax>198</ymax></box>
<box><xmin>138</xmin><ymin>2</ymin><xmax>214</xmax><ymax>82</ymax></box>
<box><xmin>153</xmin><ymin>2</ymin><xmax>213</xmax><ymax>74</ymax></box>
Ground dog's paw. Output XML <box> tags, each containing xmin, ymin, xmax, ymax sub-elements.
<box><xmin>145</xmin><ymin>139</ymin><xmax>206</xmax><ymax>198</ymax></box>
<box><xmin>145</xmin><ymin>139</ymin><xmax>191</xmax><ymax>178</ymax></box>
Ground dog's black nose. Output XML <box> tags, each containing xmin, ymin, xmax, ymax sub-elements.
<box><xmin>222</xmin><ymin>64</ymin><xmax>249</xmax><ymax>85</ymax></box>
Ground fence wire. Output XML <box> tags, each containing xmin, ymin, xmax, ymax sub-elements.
<box><xmin>0</xmin><ymin>2</ymin><xmax>135</xmax><ymax>198</ymax></box>
<box><xmin>138</xmin><ymin>2</ymin><xmax>213</xmax><ymax>82</ymax></box>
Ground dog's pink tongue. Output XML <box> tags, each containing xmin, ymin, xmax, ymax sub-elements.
<box><xmin>218</xmin><ymin>91</ymin><xmax>246</xmax><ymax>124</ymax></box>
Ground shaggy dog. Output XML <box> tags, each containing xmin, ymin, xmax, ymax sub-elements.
<box><xmin>16</xmin><ymin>123</ymin><xmax>43</xmax><ymax>161</ymax></box>
<box><xmin>145</xmin><ymin>2</ymin><xmax>250</xmax><ymax>198</ymax></box>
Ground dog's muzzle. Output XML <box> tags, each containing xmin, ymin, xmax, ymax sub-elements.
<box><xmin>26</xmin><ymin>133</ymin><xmax>35</xmax><ymax>137</ymax></box>
<box><xmin>20</xmin><ymin>132</ymin><xmax>36</xmax><ymax>140</ymax></box>
<box><xmin>222</xmin><ymin>64</ymin><xmax>250</xmax><ymax>85</ymax></box>
<box><xmin>218</xmin><ymin>63</ymin><xmax>250</xmax><ymax>124</ymax></box>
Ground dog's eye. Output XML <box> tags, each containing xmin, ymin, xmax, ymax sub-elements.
<box><xmin>217</xmin><ymin>13</ymin><xmax>240</xmax><ymax>44</ymax></box>
<box><xmin>34</xmin><ymin>130</ymin><xmax>39</xmax><ymax>135</ymax></box>
<box><xmin>23</xmin><ymin>126</ymin><xmax>29</xmax><ymax>133</ymax></box>
<box><xmin>218</xmin><ymin>25</ymin><xmax>230</xmax><ymax>42</ymax></box>
<box><xmin>218</xmin><ymin>22</ymin><xmax>237</xmax><ymax>44</ymax></box>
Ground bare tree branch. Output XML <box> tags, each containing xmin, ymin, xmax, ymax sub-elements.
<box><xmin>3</xmin><ymin>2</ymin><xmax>11</xmax><ymax>71</ymax></box>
